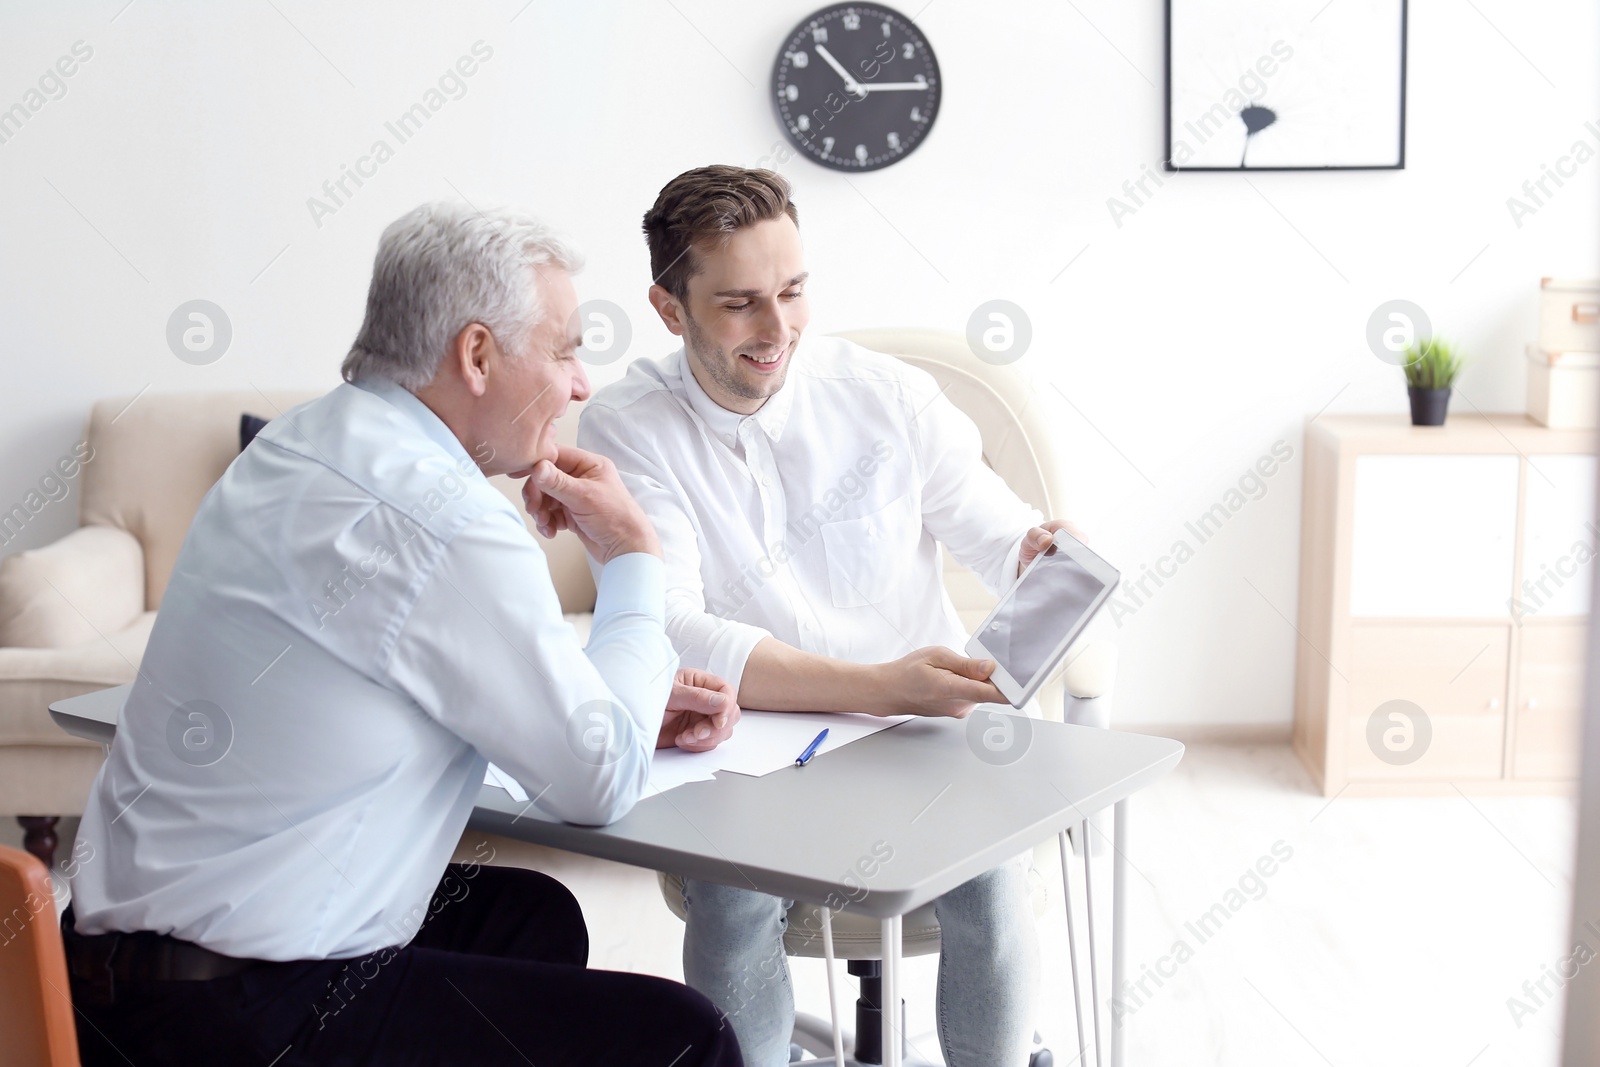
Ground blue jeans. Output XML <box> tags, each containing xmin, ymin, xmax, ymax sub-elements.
<box><xmin>682</xmin><ymin>860</ymin><xmax>1039</xmax><ymax>1067</ymax></box>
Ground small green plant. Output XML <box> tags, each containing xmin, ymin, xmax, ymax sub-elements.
<box><xmin>1402</xmin><ymin>337</ymin><xmax>1464</xmax><ymax>390</ymax></box>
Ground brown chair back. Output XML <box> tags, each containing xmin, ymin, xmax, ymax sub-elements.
<box><xmin>0</xmin><ymin>845</ymin><xmax>79</xmax><ymax>1066</ymax></box>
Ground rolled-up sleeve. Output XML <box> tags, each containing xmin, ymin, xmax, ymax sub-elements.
<box><xmin>384</xmin><ymin>508</ymin><xmax>676</xmax><ymax>826</ymax></box>
<box><xmin>579</xmin><ymin>404</ymin><xmax>773</xmax><ymax>696</ymax></box>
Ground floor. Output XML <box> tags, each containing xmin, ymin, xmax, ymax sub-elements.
<box><xmin>16</xmin><ymin>742</ymin><xmax>1577</xmax><ymax>1067</ymax></box>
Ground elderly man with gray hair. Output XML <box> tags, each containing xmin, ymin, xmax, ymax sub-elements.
<box><xmin>61</xmin><ymin>202</ymin><xmax>743</xmax><ymax>1066</ymax></box>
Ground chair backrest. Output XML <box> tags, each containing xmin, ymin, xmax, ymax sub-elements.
<box><xmin>834</xmin><ymin>329</ymin><xmax>1069</xmax><ymax>632</ymax></box>
<box><xmin>0</xmin><ymin>845</ymin><xmax>79</xmax><ymax>1066</ymax></box>
<box><xmin>77</xmin><ymin>388</ymin><xmax>598</xmax><ymax>616</ymax></box>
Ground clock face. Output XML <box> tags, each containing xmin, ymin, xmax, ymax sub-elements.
<box><xmin>772</xmin><ymin>4</ymin><xmax>941</xmax><ymax>172</ymax></box>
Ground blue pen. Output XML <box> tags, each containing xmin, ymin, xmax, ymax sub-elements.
<box><xmin>795</xmin><ymin>728</ymin><xmax>829</xmax><ymax>766</ymax></box>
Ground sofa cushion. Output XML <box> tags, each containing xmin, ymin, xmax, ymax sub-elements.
<box><xmin>0</xmin><ymin>611</ymin><xmax>155</xmax><ymax>745</ymax></box>
<box><xmin>79</xmin><ymin>389</ymin><xmax>323</xmax><ymax>611</ymax></box>
<box><xmin>0</xmin><ymin>526</ymin><xmax>145</xmax><ymax>649</ymax></box>
<box><xmin>239</xmin><ymin>413</ymin><xmax>271</xmax><ymax>452</ymax></box>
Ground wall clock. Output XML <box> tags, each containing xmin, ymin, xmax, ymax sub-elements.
<box><xmin>772</xmin><ymin>4</ymin><xmax>941</xmax><ymax>172</ymax></box>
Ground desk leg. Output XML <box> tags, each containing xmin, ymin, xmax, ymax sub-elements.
<box><xmin>1058</xmin><ymin>831</ymin><xmax>1088</xmax><ymax>1063</ymax></box>
<box><xmin>1082</xmin><ymin>818</ymin><xmax>1104</xmax><ymax>1067</ymax></box>
<box><xmin>881</xmin><ymin>914</ymin><xmax>902</xmax><ymax>1067</ymax></box>
<box><xmin>821</xmin><ymin>908</ymin><xmax>848</xmax><ymax>1067</ymax></box>
<box><xmin>1111</xmin><ymin>799</ymin><xmax>1128</xmax><ymax>1067</ymax></box>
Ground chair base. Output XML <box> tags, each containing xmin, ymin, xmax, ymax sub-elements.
<box><xmin>791</xmin><ymin>1007</ymin><xmax>1054</xmax><ymax>1066</ymax></box>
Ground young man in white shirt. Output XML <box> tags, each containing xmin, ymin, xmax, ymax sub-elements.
<box><xmin>578</xmin><ymin>166</ymin><xmax>1075</xmax><ymax>1067</ymax></box>
<box><xmin>63</xmin><ymin>202</ymin><xmax>743</xmax><ymax>1066</ymax></box>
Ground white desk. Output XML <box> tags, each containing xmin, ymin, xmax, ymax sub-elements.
<box><xmin>52</xmin><ymin>685</ymin><xmax>1182</xmax><ymax>1067</ymax></box>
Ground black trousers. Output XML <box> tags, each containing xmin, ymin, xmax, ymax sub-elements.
<box><xmin>69</xmin><ymin>863</ymin><xmax>743</xmax><ymax>1066</ymax></box>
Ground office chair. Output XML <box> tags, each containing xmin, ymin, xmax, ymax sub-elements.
<box><xmin>655</xmin><ymin>329</ymin><xmax>1121</xmax><ymax>1065</ymax></box>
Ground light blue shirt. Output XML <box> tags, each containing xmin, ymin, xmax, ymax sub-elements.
<box><xmin>70</xmin><ymin>378</ymin><xmax>675</xmax><ymax>961</ymax></box>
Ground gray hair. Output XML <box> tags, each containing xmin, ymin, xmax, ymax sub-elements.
<box><xmin>341</xmin><ymin>201</ymin><xmax>582</xmax><ymax>390</ymax></box>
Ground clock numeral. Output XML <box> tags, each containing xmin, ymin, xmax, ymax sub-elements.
<box><xmin>842</xmin><ymin>12</ymin><xmax>860</xmax><ymax>29</ymax></box>
<box><xmin>911</xmin><ymin>106</ymin><xmax>922</xmax><ymax>122</ymax></box>
<box><xmin>887</xmin><ymin>131</ymin><xmax>900</xmax><ymax>150</ymax></box>
<box><xmin>785</xmin><ymin>84</ymin><xmax>799</xmax><ymax>101</ymax></box>
<box><xmin>882</xmin><ymin>20</ymin><xmax>891</xmax><ymax>36</ymax></box>
<box><xmin>822</xmin><ymin>136</ymin><xmax>835</xmax><ymax>154</ymax></box>
<box><xmin>788</xmin><ymin>50</ymin><xmax>808</xmax><ymax>68</ymax></box>
<box><xmin>797</xmin><ymin>114</ymin><xmax>811</xmax><ymax>132</ymax></box>
<box><xmin>855</xmin><ymin>144</ymin><xmax>868</xmax><ymax>163</ymax></box>
<box><xmin>902</xmin><ymin>42</ymin><xmax>915</xmax><ymax>59</ymax></box>
<box><xmin>812</xmin><ymin>26</ymin><xmax>828</xmax><ymax>43</ymax></box>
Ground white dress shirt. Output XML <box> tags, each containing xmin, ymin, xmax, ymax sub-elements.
<box><xmin>70</xmin><ymin>377</ymin><xmax>675</xmax><ymax>961</ymax></box>
<box><xmin>577</xmin><ymin>335</ymin><xmax>1041</xmax><ymax>698</ymax></box>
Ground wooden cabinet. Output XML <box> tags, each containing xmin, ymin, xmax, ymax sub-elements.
<box><xmin>1344</xmin><ymin>624</ymin><xmax>1508</xmax><ymax>782</ymax></box>
<box><xmin>1293</xmin><ymin>414</ymin><xmax>1594</xmax><ymax>795</ymax></box>
<box><xmin>1514</xmin><ymin>622</ymin><xmax>1588</xmax><ymax>779</ymax></box>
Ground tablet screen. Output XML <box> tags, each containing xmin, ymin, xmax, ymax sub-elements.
<box><xmin>982</xmin><ymin>544</ymin><xmax>1106</xmax><ymax>689</ymax></box>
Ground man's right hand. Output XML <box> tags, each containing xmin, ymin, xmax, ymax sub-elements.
<box><xmin>514</xmin><ymin>445</ymin><xmax>661</xmax><ymax>563</ymax></box>
<box><xmin>873</xmin><ymin>646</ymin><xmax>1004</xmax><ymax>718</ymax></box>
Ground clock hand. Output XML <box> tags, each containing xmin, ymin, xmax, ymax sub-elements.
<box><xmin>858</xmin><ymin>78</ymin><xmax>929</xmax><ymax>92</ymax></box>
<box><xmin>813</xmin><ymin>44</ymin><xmax>864</xmax><ymax>95</ymax></box>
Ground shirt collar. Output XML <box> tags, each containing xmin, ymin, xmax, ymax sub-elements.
<box><xmin>352</xmin><ymin>376</ymin><xmax>480</xmax><ymax>475</ymax></box>
<box><xmin>673</xmin><ymin>345</ymin><xmax>796</xmax><ymax>447</ymax></box>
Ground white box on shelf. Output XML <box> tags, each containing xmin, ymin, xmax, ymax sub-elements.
<box><xmin>1539</xmin><ymin>277</ymin><xmax>1600</xmax><ymax>352</ymax></box>
<box><xmin>1527</xmin><ymin>344</ymin><xmax>1600</xmax><ymax>429</ymax></box>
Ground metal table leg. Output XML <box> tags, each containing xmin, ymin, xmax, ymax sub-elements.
<box><xmin>882</xmin><ymin>914</ymin><xmax>902</xmax><ymax>1067</ymax></box>
<box><xmin>821</xmin><ymin>907</ymin><xmax>848</xmax><ymax>1067</ymax></box>
<box><xmin>1058</xmin><ymin>831</ymin><xmax>1088</xmax><ymax>1064</ymax></box>
<box><xmin>1111</xmin><ymin>799</ymin><xmax>1128</xmax><ymax>1067</ymax></box>
<box><xmin>1082</xmin><ymin>818</ymin><xmax>1104</xmax><ymax>1067</ymax></box>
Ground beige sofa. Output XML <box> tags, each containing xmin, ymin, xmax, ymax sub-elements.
<box><xmin>0</xmin><ymin>330</ymin><xmax>1115</xmax><ymax>871</ymax></box>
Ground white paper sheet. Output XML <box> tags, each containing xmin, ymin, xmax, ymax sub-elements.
<box><xmin>484</xmin><ymin>712</ymin><xmax>911</xmax><ymax>804</ymax></box>
<box><xmin>644</xmin><ymin>747</ymin><xmax>721</xmax><ymax>795</ymax></box>
<box><xmin>483</xmin><ymin>761</ymin><xmax>529</xmax><ymax>802</ymax></box>
<box><xmin>645</xmin><ymin>710</ymin><xmax>910</xmax><ymax>796</ymax></box>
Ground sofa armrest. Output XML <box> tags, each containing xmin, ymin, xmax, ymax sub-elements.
<box><xmin>0</xmin><ymin>610</ymin><xmax>154</xmax><ymax>746</ymax></box>
<box><xmin>0</xmin><ymin>525</ymin><xmax>146</xmax><ymax>649</ymax></box>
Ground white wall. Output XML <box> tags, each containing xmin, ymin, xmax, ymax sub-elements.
<box><xmin>1</xmin><ymin>0</ymin><xmax>1595</xmax><ymax>728</ymax></box>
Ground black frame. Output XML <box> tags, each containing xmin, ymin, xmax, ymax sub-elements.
<box><xmin>1163</xmin><ymin>0</ymin><xmax>1408</xmax><ymax>172</ymax></box>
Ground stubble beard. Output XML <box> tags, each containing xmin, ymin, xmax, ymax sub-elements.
<box><xmin>683</xmin><ymin>310</ymin><xmax>789</xmax><ymax>404</ymax></box>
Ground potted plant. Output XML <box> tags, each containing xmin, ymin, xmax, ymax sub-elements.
<box><xmin>1401</xmin><ymin>337</ymin><xmax>1464</xmax><ymax>426</ymax></box>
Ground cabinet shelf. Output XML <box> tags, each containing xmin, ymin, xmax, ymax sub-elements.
<box><xmin>1293</xmin><ymin>413</ymin><xmax>1593</xmax><ymax>795</ymax></box>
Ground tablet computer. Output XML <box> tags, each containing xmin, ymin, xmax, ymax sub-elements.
<box><xmin>965</xmin><ymin>531</ymin><xmax>1121</xmax><ymax>708</ymax></box>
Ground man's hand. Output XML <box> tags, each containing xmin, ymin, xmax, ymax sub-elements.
<box><xmin>1018</xmin><ymin>518</ymin><xmax>1089</xmax><ymax>576</ymax></box>
<box><xmin>658</xmin><ymin>668</ymin><xmax>740</xmax><ymax>752</ymax></box>
<box><xmin>873</xmin><ymin>646</ymin><xmax>1003</xmax><ymax>718</ymax></box>
<box><xmin>513</xmin><ymin>445</ymin><xmax>661</xmax><ymax>563</ymax></box>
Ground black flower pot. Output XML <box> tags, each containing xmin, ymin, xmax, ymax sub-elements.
<box><xmin>1408</xmin><ymin>387</ymin><xmax>1451</xmax><ymax>426</ymax></box>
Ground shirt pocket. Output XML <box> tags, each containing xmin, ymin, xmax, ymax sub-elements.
<box><xmin>819</xmin><ymin>493</ymin><xmax>919</xmax><ymax>609</ymax></box>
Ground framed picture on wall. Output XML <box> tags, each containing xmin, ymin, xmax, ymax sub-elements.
<box><xmin>1164</xmin><ymin>0</ymin><xmax>1407</xmax><ymax>170</ymax></box>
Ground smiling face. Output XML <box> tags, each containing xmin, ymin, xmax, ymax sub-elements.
<box><xmin>649</xmin><ymin>215</ymin><xmax>810</xmax><ymax>416</ymax></box>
